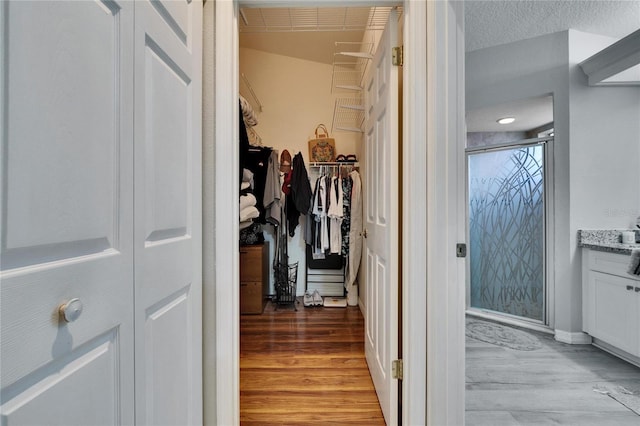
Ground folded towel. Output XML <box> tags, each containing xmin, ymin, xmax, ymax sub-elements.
<box><xmin>240</xmin><ymin>95</ymin><xmax>259</xmax><ymax>127</ymax></box>
<box><xmin>628</xmin><ymin>249</ymin><xmax>640</xmax><ymax>276</ymax></box>
<box><xmin>240</xmin><ymin>206</ymin><xmax>259</xmax><ymax>222</ymax></box>
<box><xmin>240</xmin><ymin>193</ymin><xmax>257</xmax><ymax>211</ymax></box>
<box><xmin>242</xmin><ymin>168</ymin><xmax>254</xmax><ymax>189</ymax></box>
<box><xmin>239</xmin><ymin>220</ymin><xmax>253</xmax><ymax>231</ymax></box>
<box><xmin>241</xmin><ymin>182</ymin><xmax>250</xmax><ymax>191</ymax></box>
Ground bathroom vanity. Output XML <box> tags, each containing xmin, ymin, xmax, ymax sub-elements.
<box><xmin>579</xmin><ymin>230</ymin><xmax>640</xmax><ymax>365</ymax></box>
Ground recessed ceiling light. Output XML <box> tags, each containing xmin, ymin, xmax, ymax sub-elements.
<box><xmin>497</xmin><ymin>117</ymin><xmax>515</xmax><ymax>124</ymax></box>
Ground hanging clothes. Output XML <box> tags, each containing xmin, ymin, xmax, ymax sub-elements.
<box><xmin>346</xmin><ymin>170</ymin><xmax>363</xmax><ymax>287</ymax></box>
<box><xmin>286</xmin><ymin>152</ymin><xmax>312</xmax><ymax>237</ymax></box>
<box><xmin>311</xmin><ymin>174</ymin><xmax>329</xmax><ymax>256</ymax></box>
<box><xmin>291</xmin><ymin>153</ymin><xmax>312</xmax><ymax>214</ymax></box>
<box><xmin>341</xmin><ymin>175</ymin><xmax>353</xmax><ymax>256</ymax></box>
<box><xmin>328</xmin><ymin>176</ymin><xmax>343</xmax><ymax>254</ymax></box>
<box><xmin>263</xmin><ymin>150</ymin><xmax>282</xmax><ymax>226</ymax></box>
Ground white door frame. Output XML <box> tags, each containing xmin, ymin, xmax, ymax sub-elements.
<box><xmin>210</xmin><ymin>1</ymin><xmax>465</xmax><ymax>425</ymax></box>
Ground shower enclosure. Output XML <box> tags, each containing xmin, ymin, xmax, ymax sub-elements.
<box><xmin>467</xmin><ymin>141</ymin><xmax>547</xmax><ymax>323</ymax></box>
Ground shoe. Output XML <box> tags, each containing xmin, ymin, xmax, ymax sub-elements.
<box><xmin>312</xmin><ymin>290</ymin><xmax>323</xmax><ymax>306</ymax></box>
<box><xmin>303</xmin><ymin>291</ymin><xmax>314</xmax><ymax>307</ymax></box>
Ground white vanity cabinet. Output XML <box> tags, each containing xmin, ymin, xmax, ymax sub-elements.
<box><xmin>582</xmin><ymin>249</ymin><xmax>640</xmax><ymax>358</ymax></box>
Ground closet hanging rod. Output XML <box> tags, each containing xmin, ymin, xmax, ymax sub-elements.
<box><xmin>309</xmin><ymin>161</ymin><xmax>359</xmax><ymax>167</ymax></box>
<box><xmin>241</xmin><ymin>73</ymin><xmax>263</xmax><ymax>112</ymax></box>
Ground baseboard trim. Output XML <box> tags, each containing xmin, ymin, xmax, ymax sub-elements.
<box><xmin>592</xmin><ymin>338</ymin><xmax>640</xmax><ymax>368</ymax></box>
<box><xmin>466</xmin><ymin>310</ymin><xmax>553</xmax><ymax>335</ymax></box>
<box><xmin>554</xmin><ymin>330</ymin><xmax>592</xmax><ymax>344</ymax></box>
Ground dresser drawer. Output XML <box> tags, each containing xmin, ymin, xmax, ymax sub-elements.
<box><xmin>240</xmin><ymin>244</ymin><xmax>268</xmax><ymax>282</ymax></box>
<box><xmin>240</xmin><ymin>243</ymin><xmax>269</xmax><ymax>314</ymax></box>
<box><xmin>240</xmin><ymin>281</ymin><xmax>265</xmax><ymax>314</ymax></box>
<box><xmin>588</xmin><ymin>250</ymin><xmax>639</xmax><ymax>280</ymax></box>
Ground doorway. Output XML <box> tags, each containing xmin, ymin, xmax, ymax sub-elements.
<box><xmin>209</xmin><ymin>1</ymin><xmax>465</xmax><ymax>425</ymax></box>
<box><xmin>465</xmin><ymin>94</ymin><xmax>555</xmax><ymax>329</ymax></box>
<box><xmin>237</xmin><ymin>5</ymin><xmax>400</xmax><ymax>424</ymax></box>
<box><xmin>467</xmin><ymin>142</ymin><xmax>547</xmax><ymax>323</ymax></box>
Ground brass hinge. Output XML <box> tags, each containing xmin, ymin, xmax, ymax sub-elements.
<box><xmin>392</xmin><ymin>46</ymin><xmax>403</xmax><ymax>66</ymax></box>
<box><xmin>392</xmin><ymin>359</ymin><xmax>403</xmax><ymax>380</ymax></box>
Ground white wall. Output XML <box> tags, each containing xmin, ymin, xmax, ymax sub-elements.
<box><xmin>240</xmin><ymin>47</ymin><xmax>362</xmax><ymax>295</ymax></box>
<box><xmin>567</xmin><ymin>29</ymin><xmax>640</xmax><ymax>333</ymax></box>
<box><xmin>568</xmin><ymin>30</ymin><xmax>640</xmax><ymax>229</ymax></box>
<box><xmin>466</xmin><ymin>30</ymin><xmax>640</xmax><ymax>335</ymax></box>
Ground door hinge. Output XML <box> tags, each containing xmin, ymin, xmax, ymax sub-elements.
<box><xmin>392</xmin><ymin>46</ymin><xmax>403</xmax><ymax>66</ymax></box>
<box><xmin>392</xmin><ymin>359</ymin><xmax>403</xmax><ymax>380</ymax></box>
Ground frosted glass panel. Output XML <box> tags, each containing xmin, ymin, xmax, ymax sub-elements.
<box><xmin>469</xmin><ymin>145</ymin><xmax>544</xmax><ymax>321</ymax></box>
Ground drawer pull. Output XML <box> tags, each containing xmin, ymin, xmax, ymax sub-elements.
<box><xmin>627</xmin><ymin>285</ymin><xmax>634</xmax><ymax>291</ymax></box>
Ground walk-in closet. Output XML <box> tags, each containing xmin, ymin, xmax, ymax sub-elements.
<box><xmin>237</xmin><ymin>5</ymin><xmax>403</xmax><ymax>307</ymax></box>
<box><xmin>236</xmin><ymin>4</ymin><xmax>403</xmax><ymax>424</ymax></box>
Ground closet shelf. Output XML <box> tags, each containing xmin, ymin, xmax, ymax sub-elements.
<box><xmin>331</xmin><ymin>42</ymin><xmax>373</xmax><ymax>94</ymax></box>
<box><xmin>330</xmin><ymin>41</ymin><xmax>371</xmax><ymax>133</ymax></box>
<box><xmin>332</xmin><ymin>97</ymin><xmax>365</xmax><ymax>133</ymax></box>
<box><xmin>336</xmin><ymin>51</ymin><xmax>374</xmax><ymax>60</ymax></box>
<box><xmin>331</xmin><ymin>63</ymin><xmax>367</xmax><ymax>93</ymax></box>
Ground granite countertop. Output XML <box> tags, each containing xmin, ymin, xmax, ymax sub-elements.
<box><xmin>578</xmin><ymin>229</ymin><xmax>640</xmax><ymax>255</ymax></box>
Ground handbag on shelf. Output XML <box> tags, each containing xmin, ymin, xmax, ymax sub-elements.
<box><xmin>308</xmin><ymin>124</ymin><xmax>336</xmax><ymax>163</ymax></box>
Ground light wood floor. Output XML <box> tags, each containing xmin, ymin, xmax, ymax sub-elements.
<box><xmin>240</xmin><ymin>300</ymin><xmax>386</xmax><ymax>425</ymax></box>
<box><xmin>466</xmin><ymin>319</ymin><xmax>640</xmax><ymax>425</ymax></box>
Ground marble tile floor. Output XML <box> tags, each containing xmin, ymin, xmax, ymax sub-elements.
<box><xmin>466</xmin><ymin>320</ymin><xmax>640</xmax><ymax>425</ymax></box>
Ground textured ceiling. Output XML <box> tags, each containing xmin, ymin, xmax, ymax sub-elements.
<box><xmin>465</xmin><ymin>0</ymin><xmax>640</xmax><ymax>52</ymax></box>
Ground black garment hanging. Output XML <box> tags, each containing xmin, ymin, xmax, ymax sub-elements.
<box><xmin>290</xmin><ymin>153</ymin><xmax>312</xmax><ymax>214</ymax></box>
<box><xmin>286</xmin><ymin>152</ymin><xmax>312</xmax><ymax>237</ymax></box>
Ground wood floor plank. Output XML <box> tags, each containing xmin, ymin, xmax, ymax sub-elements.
<box><xmin>240</xmin><ymin>301</ymin><xmax>385</xmax><ymax>425</ymax></box>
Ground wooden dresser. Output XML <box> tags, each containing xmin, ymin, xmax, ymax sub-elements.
<box><xmin>240</xmin><ymin>242</ymin><xmax>269</xmax><ymax>314</ymax></box>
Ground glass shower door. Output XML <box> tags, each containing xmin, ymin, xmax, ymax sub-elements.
<box><xmin>468</xmin><ymin>144</ymin><xmax>545</xmax><ymax>322</ymax></box>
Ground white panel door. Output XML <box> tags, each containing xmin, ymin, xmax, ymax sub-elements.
<box><xmin>363</xmin><ymin>10</ymin><xmax>399</xmax><ymax>426</ymax></box>
<box><xmin>133</xmin><ymin>1</ymin><xmax>203</xmax><ymax>425</ymax></box>
<box><xmin>0</xmin><ymin>1</ymin><xmax>135</xmax><ymax>425</ymax></box>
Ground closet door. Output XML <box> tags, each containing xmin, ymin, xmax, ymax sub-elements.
<box><xmin>133</xmin><ymin>1</ymin><xmax>203</xmax><ymax>425</ymax></box>
<box><xmin>362</xmin><ymin>10</ymin><xmax>400</xmax><ymax>426</ymax></box>
<box><xmin>1</xmin><ymin>1</ymin><xmax>135</xmax><ymax>424</ymax></box>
